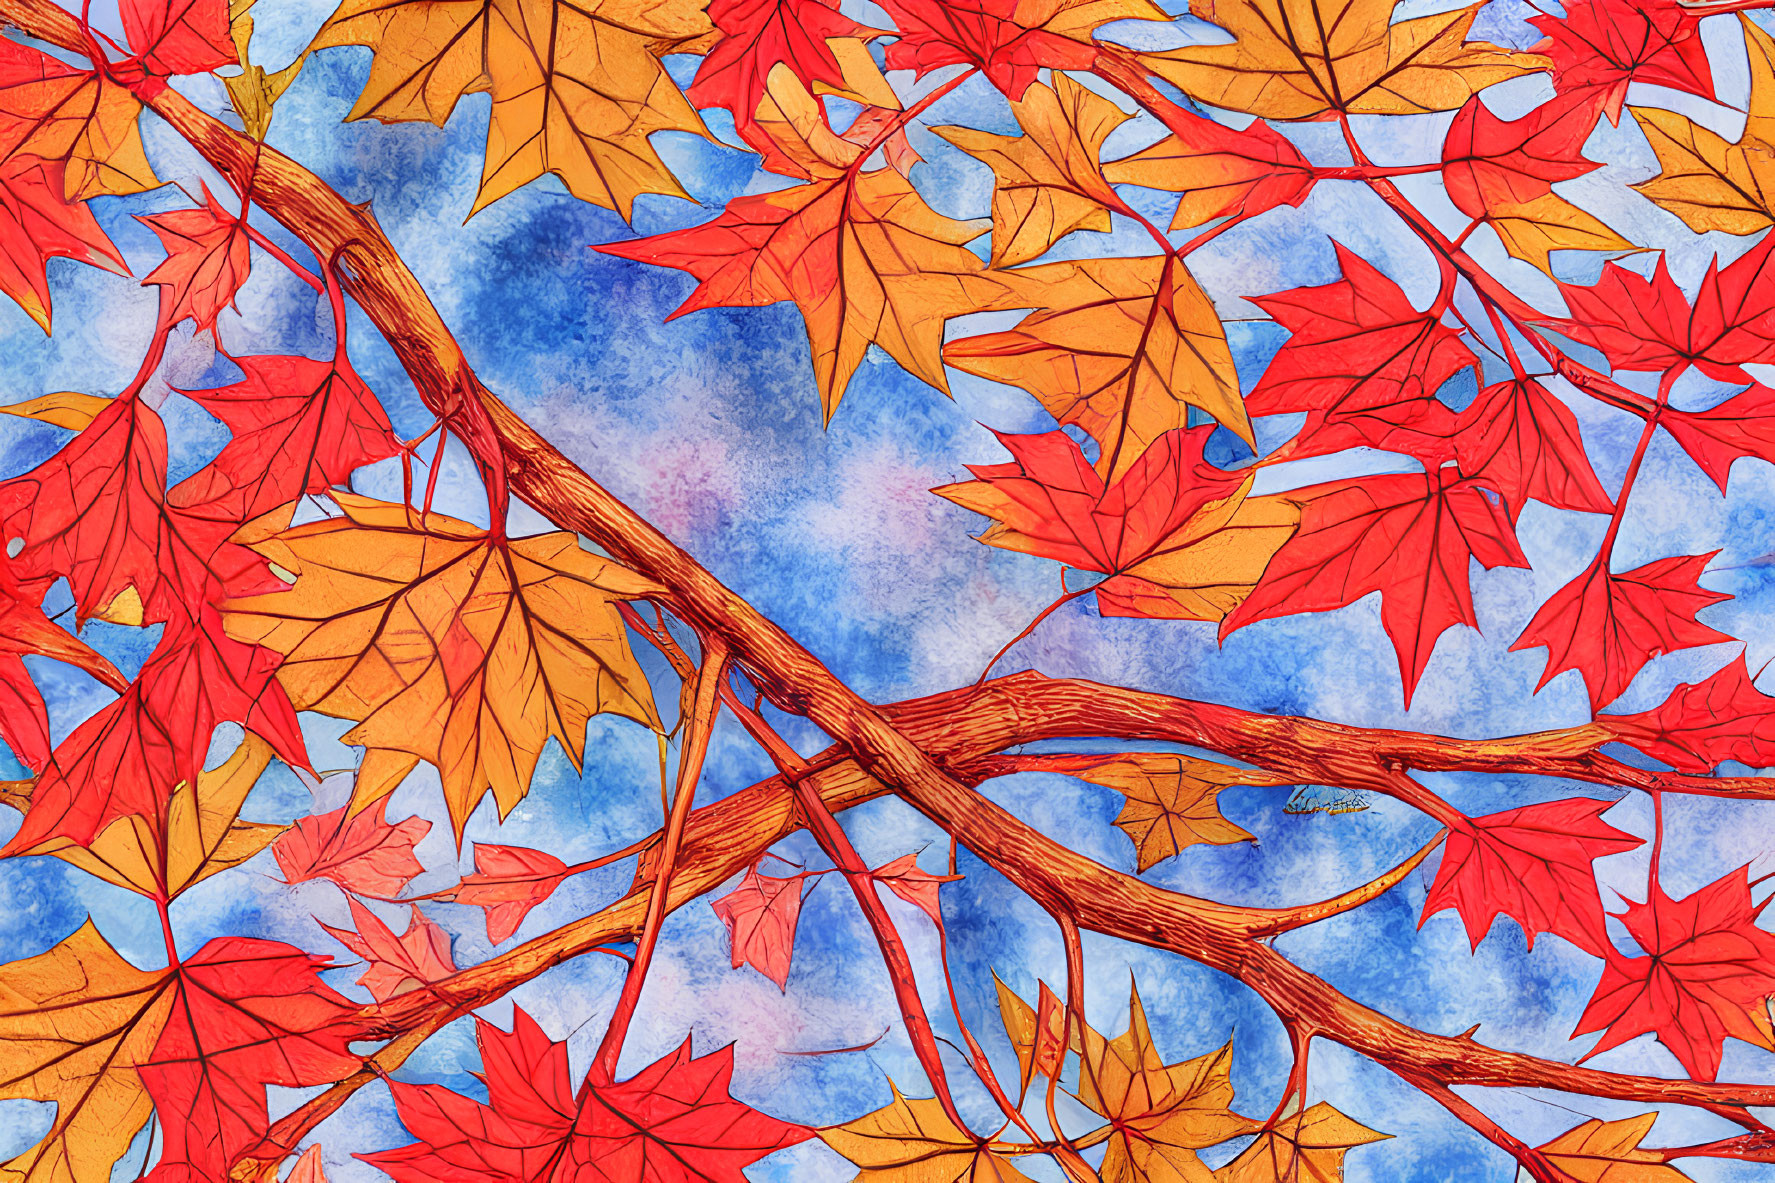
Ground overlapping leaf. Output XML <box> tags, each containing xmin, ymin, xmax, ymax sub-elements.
<box><xmin>1452</xmin><ymin>378</ymin><xmax>1613</xmax><ymax>517</ymax></box>
<box><xmin>602</xmin><ymin>70</ymin><xmax>1007</xmax><ymax>417</ymax></box>
<box><xmin>1142</xmin><ymin>0</ymin><xmax>1543</xmax><ymax>121</ymax></box>
<box><xmin>1245</xmin><ymin>243</ymin><xmax>1475</xmax><ymax>464</ymax></box>
<box><xmin>1532</xmin><ymin>0</ymin><xmax>1711</xmax><ymax>124</ymax></box>
<box><xmin>139</xmin><ymin>938</ymin><xmax>363</xmax><ymax>1182</ymax></box>
<box><xmin>4</xmin><ymin>613</ymin><xmax>310</xmax><ymax>856</ymax></box>
<box><xmin>320</xmin><ymin>898</ymin><xmax>457</xmax><ymax>1001</ymax></box>
<box><xmin>1214</xmin><ymin>1103</ymin><xmax>1388</xmax><ymax>1183</ymax></box>
<box><xmin>17</xmin><ymin>734</ymin><xmax>281</xmax><ymax>899</ymax></box>
<box><xmin>223</xmin><ymin>493</ymin><xmax>662</xmax><ymax>836</ymax></box>
<box><xmin>0</xmin><ymin>38</ymin><xmax>158</xmax><ymax>200</ymax></box>
<box><xmin>171</xmin><ymin>353</ymin><xmax>402</xmax><ymax>523</ymax></box>
<box><xmin>0</xmin><ymin>923</ymin><xmax>359</xmax><ymax>1183</ymax></box>
<box><xmin>1441</xmin><ymin>91</ymin><xmax>1630</xmax><ymax>275</ymax></box>
<box><xmin>993</xmin><ymin>971</ymin><xmax>1068</xmax><ymax>1101</ymax></box>
<box><xmin>879</xmin><ymin>0</ymin><xmax>1165</xmax><ymax>99</ymax></box>
<box><xmin>821</xmin><ymin>1083</ymin><xmax>1038</xmax><ymax>1181</ymax></box>
<box><xmin>1634</xmin><ymin>17</ymin><xmax>1775</xmax><ymax>235</ymax></box>
<box><xmin>933</xmin><ymin>74</ymin><xmax>1128</xmax><ymax>268</ymax></box>
<box><xmin>1548</xmin><ymin>246</ymin><xmax>1775</xmax><ymax>384</ymax></box>
<box><xmin>1224</xmin><ymin>469</ymin><xmax>1529</xmax><ymax>707</ymax></box>
<box><xmin>935</xmin><ymin>426</ymin><xmax>1270</xmax><ymax>623</ymax></box>
<box><xmin>1074</xmin><ymin>982</ymin><xmax>1257</xmax><ymax>1183</ymax></box>
<box><xmin>315</xmin><ymin>0</ymin><xmax>713</xmax><ymax>217</ymax></box>
<box><xmin>690</xmin><ymin>0</ymin><xmax>893</xmax><ymax>176</ymax></box>
<box><xmin>945</xmin><ymin>255</ymin><xmax>1251</xmax><ymax>477</ymax></box>
<box><xmin>1103</xmin><ymin>105</ymin><xmax>1314</xmax><ymax>230</ymax></box>
<box><xmin>361</xmin><ymin>1007</ymin><xmax>811</xmax><ymax>1181</ymax></box>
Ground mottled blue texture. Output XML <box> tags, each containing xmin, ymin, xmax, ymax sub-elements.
<box><xmin>3</xmin><ymin>1</ymin><xmax>1775</xmax><ymax>1179</ymax></box>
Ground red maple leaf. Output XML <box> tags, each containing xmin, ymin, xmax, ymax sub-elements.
<box><xmin>1420</xmin><ymin>797</ymin><xmax>1642</xmax><ymax>956</ymax></box>
<box><xmin>359</xmin><ymin>1007</ymin><xmax>812</xmax><ymax>1181</ymax></box>
<box><xmin>1552</xmin><ymin>244</ymin><xmax>1775</xmax><ymax>384</ymax></box>
<box><xmin>1530</xmin><ymin>0</ymin><xmax>1713</xmax><ymax>124</ymax></box>
<box><xmin>1442</xmin><ymin>91</ymin><xmax>1601</xmax><ymax>216</ymax></box>
<box><xmin>1661</xmin><ymin>384</ymin><xmax>1775</xmax><ymax>495</ymax></box>
<box><xmin>1574</xmin><ymin>867</ymin><xmax>1775</xmax><ymax>1081</ymax></box>
<box><xmin>711</xmin><ymin>862</ymin><xmax>815</xmax><ymax>990</ymax></box>
<box><xmin>142</xmin><ymin>937</ymin><xmax>361</xmax><ymax>1182</ymax></box>
<box><xmin>0</xmin><ymin>389</ymin><xmax>273</xmax><ymax>627</ymax></box>
<box><xmin>1223</xmin><ymin>469</ymin><xmax>1529</xmax><ymax>707</ymax></box>
<box><xmin>319</xmin><ymin>898</ymin><xmax>457</xmax><ymax>1002</ymax></box>
<box><xmin>2</xmin><ymin>611</ymin><xmax>310</xmax><ymax>854</ymax></box>
<box><xmin>1246</xmin><ymin>243</ymin><xmax>1475</xmax><ymax>463</ymax></box>
<box><xmin>138</xmin><ymin>185</ymin><xmax>252</xmax><ymax>331</ymax></box>
<box><xmin>933</xmin><ymin>426</ymin><xmax>1247</xmax><ymax>599</ymax></box>
<box><xmin>1104</xmin><ymin>105</ymin><xmax>1316</xmax><ymax>228</ymax></box>
<box><xmin>871</xmin><ymin>852</ymin><xmax>961</xmax><ymax>929</ymax></box>
<box><xmin>453</xmin><ymin>843</ymin><xmax>574</xmax><ymax>944</ymax></box>
<box><xmin>170</xmin><ymin>353</ymin><xmax>402</xmax><ymax>522</ymax></box>
<box><xmin>1453</xmin><ymin>378</ymin><xmax>1613</xmax><ymax>517</ymax></box>
<box><xmin>877</xmin><ymin>0</ymin><xmax>1099</xmax><ymax>99</ymax></box>
<box><xmin>1511</xmin><ymin>551</ymin><xmax>1733</xmax><ymax>713</ymax></box>
<box><xmin>0</xmin><ymin>155</ymin><xmax>127</xmax><ymax>332</ymax></box>
<box><xmin>1602</xmin><ymin>654</ymin><xmax>1775</xmax><ymax>772</ymax></box>
<box><xmin>688</xmin><ymin>0</ymin><xmax>875</xmax><ymax>173</ymax></box>
<box><xmin>122</xmin><ymin>0</ymin><xmax>237</xmax><ymax>77</ymax></box>
<box><xmin>0</xmin><ymin>391</ymin><xmax>174</xmax><ymax>625</ymax></box>
<box><xmin>0</xmin><ymin>559</ymin><xmax>127</xmax><ymax>770</ymax></box>
<box><xmin>274</xmin><ymin>800</ymin><xmax>431</xmax><ymax>897</ymax></box>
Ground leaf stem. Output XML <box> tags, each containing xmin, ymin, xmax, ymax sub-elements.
<box><xmin>589</xmin><ymin>638</ymin><xmax>728</xmax><ymax>1082</ymax></box>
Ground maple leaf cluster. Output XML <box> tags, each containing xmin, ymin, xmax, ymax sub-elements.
<box><xmin>9</xmin><ymin>0</ymin><xmax>1775</xmax><ymax>1179</ymax></box>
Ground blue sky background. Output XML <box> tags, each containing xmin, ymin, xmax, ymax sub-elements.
<box><xmin>4</xmin><ymin>0</ymin><xmax>1775</xmax><ymax>1178</ymax></box>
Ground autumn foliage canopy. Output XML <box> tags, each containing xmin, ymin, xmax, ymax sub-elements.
<box><xmin>5</xmin><ymin>0</ymin><xmax>1775</xmax><ymax>1178</ymax></box>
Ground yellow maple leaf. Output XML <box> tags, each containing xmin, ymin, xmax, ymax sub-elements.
<box><xmin>1632</xmin><ymin>16</ymin><xmax>1775</xmax><ymax>236</ymax></box>
<box><xmin>751</xmin><ymin>64</ymin><xmax>876</xmax><ymax>180</ymax></box>
<box><xmin>314</xmin><ymin>0</ymin><xmax>712</xmax><ymax>217</ymax></box>
<box><xmin>992</xmin><ymin>971</ymin><xmax>1072</xmax><ymax>1100</ymax></box>
<box><xmin>1073</xmin><ymin>753</ymin><xmax>1286</xmax><ymax>871</ymax></box>
<box><xmin>1214</xmin><ymin>1103</ymin><xmax>1388</xmax><ymax>1182</ymax></box>
<box><xmin>944</xmin><ymin>255</ymin><xmax>1249</xmax><ymax>481</ymax></box>
<box><xmin>1483</xmin><ymin>191</ymin><xmax>1636</xmax><ymax>277</ymax></box>
<box><xmin>0</xmin><ymin>61</ymin><xmax>157</xmax><ymax>200</ymax></box>
<box><xmin>1143</xmin><ymin>0</ymin><xmax>1544</xmax><ymax>121</ymax></box>
<box><xmin>16</xmin><ymin>735</ymin><xmax>281</xmax><ymax>899</ymax></box>
<box><xmin>933</xmin><ymin>75</ymin><xmax>1130</xmax><ymax>267</ymax></box>
<box><xmin>1535</xmin><ymin>1115</ymin><xmax>1693</xmax><ymax>1183</ymax></box>
<box><xmin>1098</xmin><ymin>494</ymin><xmax>1300</xmax><ymax>623</ymax></box>
<box><xmin>820</xmin><ymin>1084</ymin><xmax>1039</xmax><ymax>1181</ymax></box>
<box><xmin>0</xmin><ymin>921</ymin><xmax>173</xmax><ymax>1183</ymax></box>
<box><xmin>222</xmin><ymin>492</ymin><xmax>663</xmax><ymax>838</ymax></box>
<box><xmin>1076</xmin><ymin>983</ymin><xmax>1258</xmax><ymax>1183</ymax></box>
